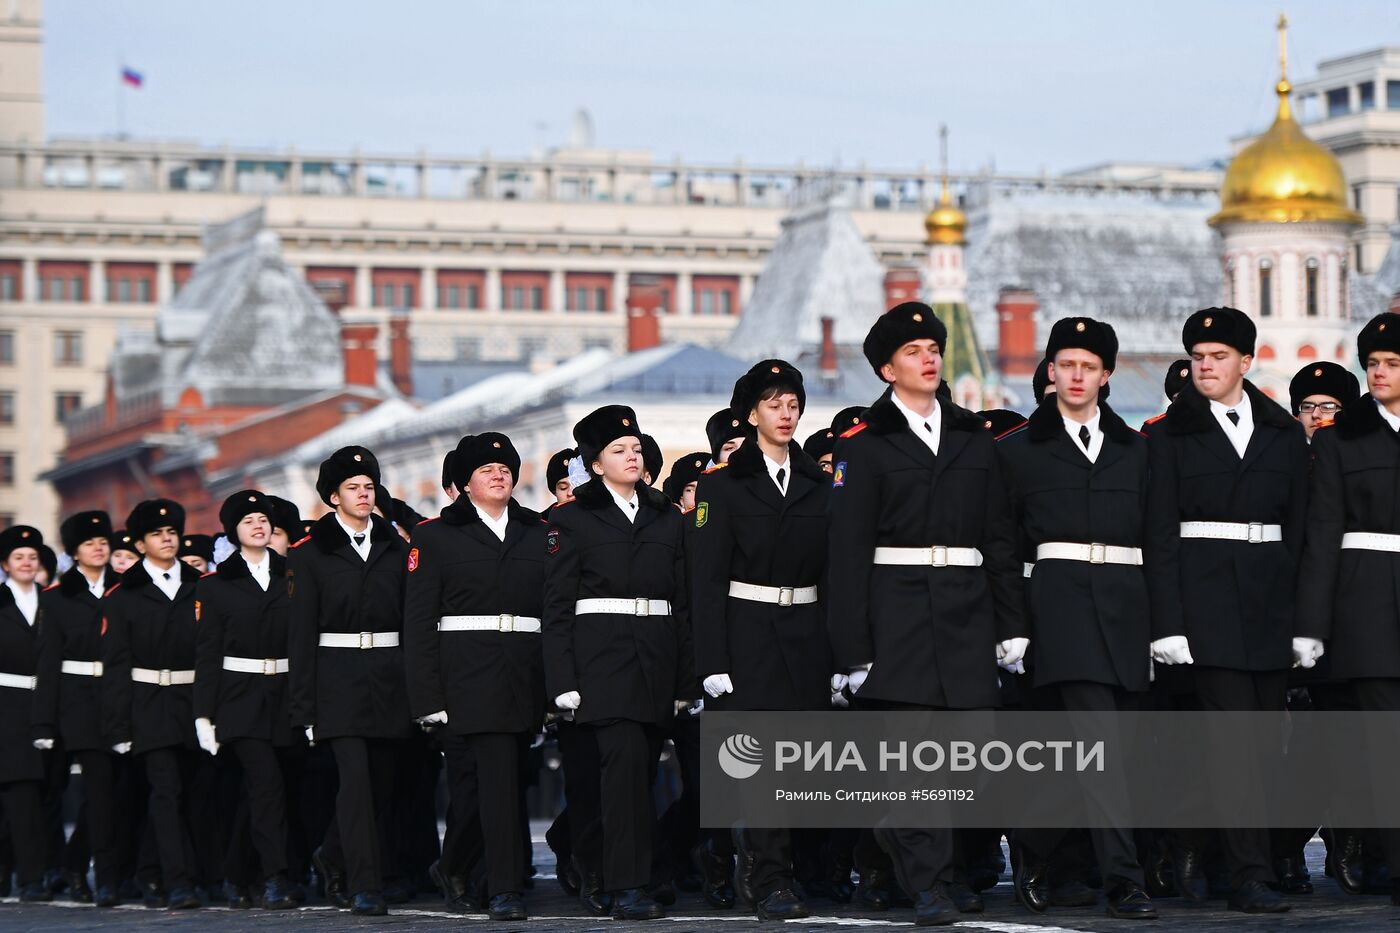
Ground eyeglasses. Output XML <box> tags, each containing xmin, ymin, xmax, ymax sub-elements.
<box><xmin>1298</xmin><ymin>401</ymin><xmax>1341</xmax><ymax>414</ymax></box>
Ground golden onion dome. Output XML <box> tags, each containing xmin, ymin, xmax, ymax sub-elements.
<box><xmin>925</xmin><ymin>181</ymin><xmax>967</xmax><ymax>246</ymax></box>
<box><xmin>1209</xmin><ymin>23</ymin><xmax>1363</xmax><ymax>228</ymax></box>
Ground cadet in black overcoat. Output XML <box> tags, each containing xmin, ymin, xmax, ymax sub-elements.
<box><xmin>403</xmin><ymin>433</ymin><xmax>546</xmax><ymax>920</ymax></box>
<box><xmin>100</xmin><ymin>500</ymin><xmax>205</xmax><ymax>909</ymax></box>
<box><xmin>1143</xmin><ymin>308</ymin><xmax>1307</xmax><ymax>914</ymax></box>
<box><xmin>33</xmin><ymin>512</ymin><xmax>122</xmax><ymax>905</ymax></box>
<box><xmin>194</xmin><ymin>490</ymin><xmax>301</xmax><ymax>909</ymax></box>
<box><xmin>287</xmin><ymin>446</ymin><xmax>411</xmax><ymax>916</ymax></box>
<box><xmin>542</xmin><ymin>405</ymin><xmax>697</xmax><ymax>920</ymax></box>
<box><xmin>827</xmin><ymin>303</ymin><xmax>1025</xmax><ymax>926</ymax></box>
<box><xmin>996</xmin><ymin>318</ymin><xmax>1156</xmax><ymax>919</ymax></box>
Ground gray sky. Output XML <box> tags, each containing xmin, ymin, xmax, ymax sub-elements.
<box><xmin>42</xmin><ymin>1</ymin><xmax>1400</xmax><ymax>174</ymax></box>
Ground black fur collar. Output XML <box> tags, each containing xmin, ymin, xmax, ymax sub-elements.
<box><xmin>859</xmin><ymin>387</ymin><xmax>984</xmax><ymax>436</ymax></box>
<box><xmin>1332</xmin><ymin>394</ymin><xmax>1397</xmax><ymax>440</ymax></box>
<box><xmin>58</xmin><ymin>566</ymin><xmax>114</xmax><ymax>597</ymax></box>
<box><xmin>215</xmin><ymin>550</ymin><xmax>287</xmax><ymax>581</ymax></box>
<box><xmin>439</xmin><ymin>496</ymin><xmax>541</xmax><ymax>527</ymax></box>
<box><xmin>117</xmin><ymin>558</ymin><xmax>202</xmax><ymax>590</ymax></box>
<box><xmin>1026</xmin><ymin>396</ymin><xmax>1139</xmax><ymax>444</ymax></box>
<box><xmin>1163</xmin><ymin>379</ymin><xmax>1295</xmax><ymax>436</ymax></box>
<box><xmin>571</xmin><ymin>477</ymin><xmax>674</xmax><ymax>513</ymax></box>
<box><xmin>724</xmin><ymin>436</ymin><xmax>827</xmax><ymax>482</ymax></box>
<box><xmin>306</xmin><ymin>512</ymin><xmax>395</xmax><ymax>553</ymax></box>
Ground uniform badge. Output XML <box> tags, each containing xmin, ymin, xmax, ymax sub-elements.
<box><xmin>407</xmin><ymin>548</ymin><xmax>419</xmax><ymax>573</ymax></box>
<box><xmin>695</xmin><ymin>502</ymin><xmax>709</xmax><ymax>528</ymax></box>
<box><xmin>546</xmin><ymin>529</ymin><xmax>560</xmax><ymax>555</ymax></box>
<box><xmin>194</xmin><ymin>600</ymin><xmax>201</xmax><ymax>622</ymax></box>
<box><xmin>832</xmin><ymin>461</ymin><xmax>847</xmax><ymax>487</ymax></box>
<box><xmin>286</xmin><ymin>568</ymin><xmax>295</xmax><ymax>597</ymax></box>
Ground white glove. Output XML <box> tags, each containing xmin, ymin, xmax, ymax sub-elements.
<box><xmin>702</xmin><ymin>673</ymin><xmax>734</xmax><ymax>698</ymax></box>
<box><xmin>830</xmin><ymin>674</ymin><xmax>850</xmax><ymax>709</ymax></box>
<box><xmin>847</xmin><ymin>663</ymin><xmax>872</xmax><ymax>694</ymax></box>
<box><xmin>1150</xmin><ymin>636</ymin><xmax>1195</xmax><ymax>665</ymax></box>
<box><xmin>554</xmin><ymin>691</ymin><xmax>582</xmax><ymax>711</ymax></box>
<box><xmin>304</xmin><ymin>726</ymin><xmax>316</xmax><ymax>745</ymax></box>
<box><xmin>418</xmin><ymin>710</ymin><xmax>448</xmax><ymax>727</ymax></box>
<box><xmin>195</xmin><ymin>717</ymin><xmax>219</xmax><ymax>756</ymax></box>
<box><xmin>1292</xmin><ymin>637</ymin><xmax>1325</xmax><ymax>669</ymax></box>
<box><xmin>997</xmin><ymin>637</ymin><xmax>1029</xmax><ymax>669</ymax></box>
<box><xmin>112</xmin><ymin>742</ymin><xmax>132</xmax><ymax>755</ymax></box>
<box><xmin>33</xmin><ymin>738</ymin><xmax>54</xmax><ymax>750</ymax></box>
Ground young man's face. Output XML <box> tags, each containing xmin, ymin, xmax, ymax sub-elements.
<box><xmin>680</xmin><ymin>481</ymin><xmax>698</xmax><ymax>512</ymax></box>
<box><xmin>1295</xmin><ymin>394</ymin><xmax>1343</xmax><ymax>438</ymax></box>
<box><xmin>1191</xmin><ymin>343</ymin><xmax>1251</xmax><ymax>402</ymax></box>
<box><xmin>1367</xmin><ymin>351</ymin><xmax>1400</xmax><ymax>406</ymax></box>
<box><xmin>880</xmin><ymin>339</ymin><xmax>942</xmax><ymax>396</ymax></box>
<box><xmin>717</xmin><ymin>436</ymin><xmax>744</xmax><ymax>463</ymax></box>
<box><xmin>466</xmin><ymin>463</ymin><xmax>514</xmax><ymax>509</ymax></box>
<box><xmin>330</xmin><ymin>475</ymin><xmax>376</xmax><ymax>521</ymax></box>
<box><xmin>748</xmin><ymin>392</ymin><xmax>801</xmax><ymax>447</ymax></box>
<box><xmin>553</xmin><ymin>478</ymin><xmax>574</xmax><ymax>506</ymax></box>
<box><xmin>136</xmin><ymin>526</ymin><xmax>179</xmax><ymax>563</ymax></box>
<box><xmin>1051</xmin><ymin>349</ymin><xmax>1108</xmax><ymax>413</ymax></box>
<box><xmin>110</xmin><ymin>550</ymin><xmax>138</xmax><ymax>574</ymax></box>
<box><xmin>75</xmin><ymin>537</ymin><xmax>110</xmax><ymax>571</ymax></box>
<box><xmin>180</xmin><ymin>554</ymin><xmax>208</xmax><ymax>573</ymax></box>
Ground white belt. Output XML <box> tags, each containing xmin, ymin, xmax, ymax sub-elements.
<box><xmin>574</xmin><ymin>598</ymin><xmax>672</xmax><ymax>617</ymax></box>
<box><xmin>131</xmin><ymin>667</ymin><xmax>194</xmax><ymax>687</ymax></box>
<box><xmin>222</xmin><ymin>656</ymin><xmax>289</xmax><ymax>675</ymax></box>
<box><xmin>61</xmin><ymin>660</ymin><xmax>104</xmax><ymax>677</ymax></box>
<box><xmin>1341</xmin><ymin>532</ymin><xmax>1400</xmax><ymax>553</ymax></box>
<box><xmin>727</xmin><ymin>581</ymin><xmax>818</xmax><ymax>607</ymax></box>
<box><xmin>1023</xmin><ymin>563</ymin><xmax>1035</xmax><ymax>579</ymax></box>
<box><xmin>318</xmin><ymin>631</ymin><xmax>401</xmax><ymax>649</ymax></box>
<box><xmin>0</xmin><ymin>672</ymin><xmax>36</xmax><ymax>690</ymax></box>
<box><xmin>1179</xmin><ymin>521</ymin><xmax>1282</xmax><ymax>544</ymax></box>
<box><xmin>872</xmin><ymin>546</ymin><xmax>983</xmax><ymax>568</ymax></box>
<box><xmin>1035</xmin><ymin>542</ymin><xmax>1143</xmax><ymax>566</ymax></box>
<box><xmin>438</xmin><ymin>614</ymin><xmax>541</xmax><ymax>633</ymax></box>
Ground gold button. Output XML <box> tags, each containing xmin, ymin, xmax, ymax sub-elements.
<box><xmin>984</xmin><ymin>420</ymin><xmax>993</xmax><ymax>429</ymax></box>
<box><xmin>1076</xmin><ymin>321</ymin><xmax>1086</xmax><ymax>332</ymax></box>
<box><xmin>1314</xmin><ymin>368</ymin><xmax>1323</xmax><ymax>377</ymax></box>
<box><xmin>622</xmin><ymin>418</ymin><xmax>630</xmax><ymax>426</ymax></box>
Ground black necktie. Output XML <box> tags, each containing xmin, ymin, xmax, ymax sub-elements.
<box><xmin>1226</xmin><ymin>409</ymin><xmax>1240</xmax><ymax>426</ymax></box>
<box><xmin>776</xmin><ymin>467</ymin><xmax>786</xmax><ymax>492</ymax></box>
<box><xmin>353</xmin><ymin>533</ymin><xmax>365</xmax><ymax>546</ymax></box>
<box><xmin>1078</xmin><ymin>425</ymin><xmax>1091</xmax><ymax>449</ymax></box>
<box><xmin>923</xmin><ymin>421</ymin><xmax>933</xmax><ymax>434</ymax></box>
<box><xmin>162</xmin><ymin>572</ymin><xmax>171</xmax><ymax>581</ymax></box>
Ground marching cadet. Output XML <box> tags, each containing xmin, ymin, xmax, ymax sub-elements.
<box><xmin>1290</xmin><ymin>361</ymin><xmax>1360</xmax><ymax>440</ymax></box>
<box><xmin>288</xmin><ymin>446</ymin><xmax>412</xmax><ymax>917</ymax></box>
<box><xmin>101</xmin><ymin>499</ymin><xmax>205</xmax><ymax>910</ymax></box>
<box><xmin>33</xmin><ymin>512</ymin><xmax>121</xmax><ymax>906</ymax></box>
<box><xmin>265</xmin><ymin>497</ymin><xmax>302</xmax><ymax>556</ymax></box>
<box><xmin>690</xmin><ymin>359</ymin><xmax>834</xmax><ymax>920</ymax></box>
<box><xmin>996</xmin><ymin>317</ymin><xmax>1156</xmax><ymax>919</ymax></box>
<box><xmin>641</xmin><ymin>435</ymin><xmax>664</xmax><ymax>487</ymax></box>
<box><xmin>193</xmin><ymin>491</ymin><xmax>301</xmax><ymax>910</ymax></box>
<box><xmin>0</xmin><ymin>525</ymin><xmax>54</xmax><ymax>902</ymax></box>
<box><xmin>109</xmin><ymin>531</ymin><xmax>140</xmax><ymax>575</ymax></box>
<box><xmin>706</xmin><ymin>409</ymin><xmax>747</xmax><ymax>464</ymax></box>
<box><xmin>662</xmin><ymin>453</ymin><xmax>710</xmax><ymax>510</ymax></box>
<box><xmin>1296</xmin><ymin>311</ymin><xmax>1400</xmax><ymax>908</ymax></box>
<box><xmin>828</xmin><ymin>301</ymin><xmax>1026</xmax><ymax>926</ymax></box>
<box><xmin>546</xmin><ymin>448</ymin><xmax>577</xmax><ymax>508</ymax></box>
<box><xmin>403</xmin><ymin>433</ymin><xmax>547</xmax><ymax>921</ymax></box>
<box><xmin>542</xmin><ymin>405</ymin><xmax>698</xmax><ymax>920</ymax></box>
<box><xmin>1032</xmin><ymin>356</ymin><xmax>1054</xmax><ymax>404</ymax></box>
<box><xmin>1142</xmin><ymin>360</ymin><xmax>1194</xmax><ymax>433</ymax></box>
<box><xmin>802</xmin><ymin>428</ymin><xmax>837</xmax><ymax>474</ymax></box>
<box><xmin>1144</xmin><ymin>307</ymin><xmax>1307</xmax><ymax>914</ymax></box>
<box><xmin>178</xmin><ymin>535</ymin><xmax>215</xmax><ymax>574</ymax></box>
<box><xmin>830</xmin><ymin>407</ymin><xmax>865</xmax><ymax>435</ymax></box>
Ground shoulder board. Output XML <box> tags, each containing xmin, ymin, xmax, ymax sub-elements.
<box><xmin>840</xmin><ymin>423</ymin><xmax>869</xmax><ymax>439</ymax></box>
<box><xmin>290</xmin><ymin>534</ymin><xmax>312</xmax><ymax>549</ymax></box>
<box><xmin>681</xmin><ymin>505</ymin><xmax>695</xmax><ymax>515</ymax></box>
<box><xmin>42</xmin><ymin>582</ymin><xmax>60</xmax><ymax>592</ymax></box>
<box><xmin>415</xmin><ymin>516</ymin><xmax>440</xmax><ymax>526</ymax></box>
<box><xmin>103</xmin><ymin>583</ymin><xmax>122</xmax><ymax>597</ymax></box>
<box><xmin>199</xmin><ymin>571</ymin><xmax>215</xmax><ymax>578</ymax></box>
<box><xmin>994</xmin><ymin>422</ymin><xmax>1029</xmax><ymax>441</ymax></box>
<box><xmin>701</xmin><ymin>463</ymin><xmax>729</xmax><ymax>474</ymax></box>
<box><xmin>1144</xmin><ymin>412</ymin><xmax>1167</xmax><ymax>426</ymax></box>
<box><xmin>553</xmin><ymin>500</ymin><xmax>575</xmax><ymax>509</ymax></box>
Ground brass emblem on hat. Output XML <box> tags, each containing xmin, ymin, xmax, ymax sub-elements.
<box><xmin>730</xmin><ymin>419</ymin><xmax>740</xmax><ymax>427</ymax></box>
<box><xmin>248</xmin><ymin>495</ymin><xmax>257</xmax><ymax>502</ymax></box>
<box><xmin>1178</xmin><ymin>367</ymin><xmax>1188</xmax><ymax>378</ymax></box>
<box><xmin>1204</xmin><ymin>316</ymin><xmax>1213</xmax><ymax>327</ymax></box>
<box><xmin>694</xmin><ymin>459</ymin><xmax>702</xmax><ymax>467</ymax></box>
<box><xmin>20</xmin><ymin>530</ymin><xmax>30</xmax><ymax>538</ymax></box>
<box><xmin>492</xmin><ymin>441</ymin><xmax>501</xmax><ymax>448</ymax></box>
<box><xmin>622</xmin><ymin>418</ymin><xmax>631</xmax><ymax>426</ymax></box>
<box><xmin>159</xmin><ymin>508</ymin><xmax>168</xmax><ymax>516</ymax></box>
<box><xmin>1382</xmin><ymin>323</ymin><xmax>1389</xmax><ymax>332</ymax></box>
<box><xmin>984</xmin><ymin>420</ymin><xmax>993</xmax><ymax>429</ymax></box>
<box><xmin>1076</xmin><ymin>321</ymin><xmax>1086</xmax><ymax>332</ymax></box>
<box><xmin>92</xmin><ymin>516</ymin><xmax>99</xmax><ymax>523</ymax></box>
<box><xmin>770</xmin><ymin>365</ymin><xmax>780</xmax><ymax>373</ymax></box>
<box><xmin>912</xmin><ymin>313</ymin><xmax>923</xmax><ymax>322</ymax></box>
<box><xmin>1314</xmin><ymin>368</ymin><xmax>1323</xmax><ymax>377</ymax></box>
<box><xmin>353</xmin><ymin>453</ymin><xmax>363</xmax><ymax>462</ymax></box>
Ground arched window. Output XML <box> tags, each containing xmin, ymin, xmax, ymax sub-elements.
<box><xmin>1297</xmin><ymin>344</ymin><xmax>1318</xmax><ymax>361</ymax></box>
<box><xmin>1225</xmin><ymin>258</ymin><xmax>1235</xmax><ymax>305</ymax></box>
<box><xmin>1257</xmin><ymin>344</ymin><xmax>1276</xmax><ymax>361</ymax></box>
<box><xmin>1305</xmin><ymin>257</ymin><xmax>1320</xmax><ymax>317</ymax></box>
<box><xmin>1340</xmin><ymin>255</ymin><xmax>1349</xmax><ymax>320</ymax></box>
<box><xmin>1258</xmin><ymin>258</ymin><xmax>1273</xmax><ymax>317</ymax></box>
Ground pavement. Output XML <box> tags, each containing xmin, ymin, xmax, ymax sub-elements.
<box><xmin>1</xmin><ymin>833</ymin><xmax>1395</xmax><ymax>931</ymax></box>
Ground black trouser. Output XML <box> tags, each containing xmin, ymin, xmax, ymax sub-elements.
<box><xmin>1351</xmin><ymin>678</ymin><xmax>1400</xmax><ymax>877</ymax></box>
<box><xmin>141</xmin><ymin>747</ymin><xmax>201</xmax><ymax>891</ymax></box>
<box><xmin>555</xmin><ymin>720</ymin><xmax>604</xmax><ymax>874</ymax></box>
<box><xmin>746</xmin><ymin>828</ymin><xmax>795</xmax><ymax>899</ymax></box>
<box><xmin>1186</xmin><ymin>666</ymin><xmax>1287</xmax><ymax>889</ymax></box>
<box><xmin>0</xmin><ymin>780</ymin><xmax>46</xmax><ymax>886</ymax></box>
<box><xmin>657</xmin><ymin>711</ymin><xmax>701</xmax><ymax>882</ymax></box>
<box><xmin>321</xmin><ymin>737</ymin><xmax>398</xmax><ymax>895</ymax></box>
<box><xmin>72</xmin><ymin>750</ymin><xmax>122</xmax><ymax>889</ymax></box>
<box><xmin>1015</xmin><ymin>681</ymin><xmax>1145</xmax><ymax>891</ymax></box>
<box><xmin>586</xmin><ymin>719</ymin><xmax>663</xmax><ymax>892</ymax></box>
<box><xmin>225</xmin><ymin>740</ymin><xmax>294</xmax><ymax>883</ymax></box>
<box><xmin>442</xmin><ymin>732</ymin><xmax>525</xmax><ymax>897</ymax></box>
<box><xmin>392</xmin><ymin>731</ymin><xmax>441</xmax><ymax>889</ymax></box>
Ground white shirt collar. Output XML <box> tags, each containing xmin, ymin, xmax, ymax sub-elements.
<box><xmin>143</xmin><ymin>558</ymin><xmax>182</xmax><ymax>600</ymax></box>
<box><xmin>473</xmin><ymin>501</ymin><xmax>510</xmax><ymax>542</ymax></box>
<box><xmin>1063</xmin><ymin>407</ymin><xmax>1105</xmax><ymax>463</ymax></box>
<box><xmin>245</xmin><ymin>551</ymin><xmax>271</xmax><ymax>591</ymax></box>
<box><xmin>762</xmin><ymin>450</ymin><xmax>791</xmax><ymax>495</ymax></box>
<box><xmin>606</xmin><ymin>483</ymin><xmax>641</xmax><ymax>523</ymax></box>
<box><xmin>5</xmin><ymin>578</ymin><xmax>38</xmax><ymax>625</ymax></box>
<box><xmin>889</xmin><ymin>390</ymin><xmax>941</xmax><ymax>455</ymax></box>
<box><xmin>334</xmin><ymin>513</ymin><xmax>373</xmax><ymax>560</ymax></box>
<box><xmin>81</xmin><ymin>570</ymin><xmax>105</xmax><ymax>599</ymax></box>
<box><xmin>1209</xmin><ymin>392</ymin><xmax>1254</xmax><ymax>458</ymax></box>
<box><xmin>1376</xmin><ymin>397</ymin><xmax>1400</xmax><ymax>432</ymax></box>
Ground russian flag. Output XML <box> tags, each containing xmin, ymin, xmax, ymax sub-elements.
<box><xmin>121</xmin><ymin>67</ymin><xmax>143</xmax><ymax>89</ymax></box>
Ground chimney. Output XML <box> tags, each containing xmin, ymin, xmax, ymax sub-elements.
<box><xmin>342</xmin><ymin>322</ymin><xmax>379</xmax><ymax>388</ymax></box>
<box><xmin>626</xmin><ymin>274</ymin><xmax>663</xmax><ymax>353</ymax></box>
<box><xmin>996</xmin><ymin>287</ymin><xmax>1039</xmax><ymax>377</ymax></box>
<box><xmin>388</xmin><ymin>310</ymin><xmax>413</xmax><ymax>397</ymax></box>
<box><xmin>882</xmin><ymin>267</ymin><xmax>922</xmax><ymax>308</ymax></box>
<box><xmin>819</xmin><ymin>316</ymin><xmax>839</xmax><ymax>382</ymax></box>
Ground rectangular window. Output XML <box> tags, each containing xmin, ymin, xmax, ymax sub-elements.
<box><xmin>443</xmin><ymin>285</ymin><xmax>459</xmax><ymax>309</ymax></box>
<box><xmin>466</xmin><ymin>284</ymin><xmax>480</xmax><ymax>309</ymax></box>
<box><xmin>595</xmin><ymin>287</ymin><xmax>607</xmax><ymax>313</ymax></box>
<box><xmin>509</xmin><ymin>286</ymin><xmax>523</xmax><ymax>310</ymax></box>
<box><xmin>137</xmin><ymin>279</ymin><xmax>151</xmax><ymax>303</ymax></box>
<box><xmin>699</xmin><ymin>290</ymin><xmax>714</xmax><ymax>315</ymax></box>
<box><xmin>572</xmin><ymin>287</ymin><xmax>588</xmax><ymax>312</ymax></box>
<box><xmin>402</xmin><ymin>284</ymin><xmax>414</xmax><ymax>308</ymax></box>
<box><xmin>530</xmin><ymin>286</ymin><xmax>543</xmax><ymax>310</ymax></box>
<box><xmin>0</xmin><ymin>331</ymin><xmax>13</xmax><ymax>364</ymax></box>
<box><xmin>1259</xmin><ymin>267</ymin><xmax>1273</xmax><ymax>317</ymax></box>
<box><xmin>1359</xmin><ymin>81</ymin><xmax>1375</xmax><ymax>111</ymax></box>
<box><xmin>1355</xmin><ymin>185</ymin><xmax>1363</xmax><ymax>211</ymax></box>
<box><xmin>0</xmin><ymin>275</ymin><xmax>15</xmax><ymax>302</ymax></box>
<box><xmin>116</xmin><ymin>279</ymin><xmax>131</xmax><ymax>303</ymax></box>
<box><xmin>0</xmin><ymin>391</ymin><xmax>13</xmax><ymax>425</ymax></box>
<box><xmin>1327</xmin><ymin>87</ymin><xmax>1350</xmax><ymax>118</ymax></box>
<box><xmin>54</xmin><ymin>330</ymin><xmax>83</xmax><ymax>365</ymax></box>
<box><xmin>1390</xmin><ymin>81</ymin><xmax>1400</xmax><ymax>110</ymax></box>
<box><xmin>54</xmin><ymin>392</ymin><xmax>82</xmax><ymax>423</ymax></box>
<box><xmin>0</xmin><ymin>452</ymin><xmax>13</xmax><ymax>487</ymax></box>
<box><xmin>44</xmin><ymin>278</ymin><xmax>61</xmax><ymax>301</ymax></box>
<box><xmin>1306</xmin><ymin>266</ymin><xmax>1319</xmax><ymax>317</ymax></box>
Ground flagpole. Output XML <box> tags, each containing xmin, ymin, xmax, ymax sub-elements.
<box><xmin>116</xmin><ymin>54</ymin><xmax>126</xmax><ymax>139</ymax></box>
